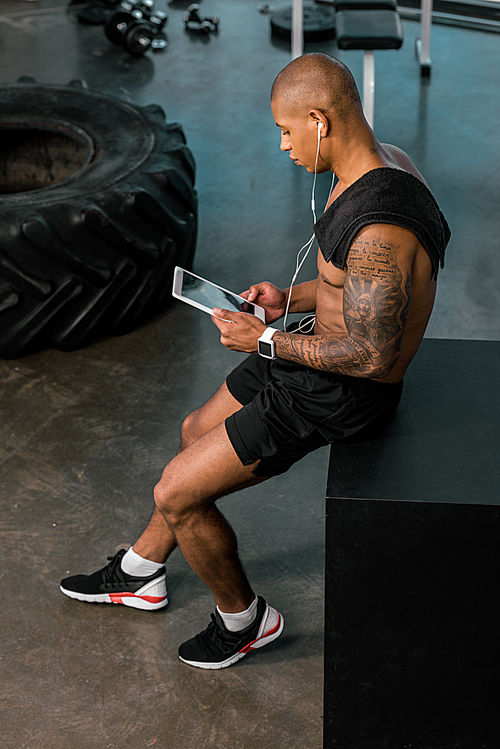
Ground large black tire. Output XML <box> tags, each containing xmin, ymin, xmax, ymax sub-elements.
<box><xmin>0</xmin><ymin>78</ymin><xmax>197</xmax><ymax>358</ymax></box>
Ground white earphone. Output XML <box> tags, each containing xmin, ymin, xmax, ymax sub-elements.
<box><xmin>311</xmin><ymin>122</ymin><xmax>323</xmax><ymax>218</ymax></box>
<box><xmin>282</xmin><ymin>117</ymin><xmax>335</xmax><ymax>333</ymax></box>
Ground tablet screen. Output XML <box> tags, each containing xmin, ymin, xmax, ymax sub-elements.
<box><xmin>181</xmin><ymin>272</ymin><xmax>257</xmax><ymax>315</ymax></box>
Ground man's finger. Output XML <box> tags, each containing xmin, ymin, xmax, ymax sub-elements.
<box><xmin>212</xmin><ymin>308</ymin><xmax>237</xmax><ymax>323</ymax></box>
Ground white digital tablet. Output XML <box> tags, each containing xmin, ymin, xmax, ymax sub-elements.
<box><xmin>172</xmin><ymin>267</ymin><xmax>266</xmax><ymax>322</ymax></box>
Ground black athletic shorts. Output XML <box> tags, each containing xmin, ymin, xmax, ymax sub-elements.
<box><xmin>225</xmin><ymin>354</ymin><xmax>403</xmax><ymax>478</ymax></box>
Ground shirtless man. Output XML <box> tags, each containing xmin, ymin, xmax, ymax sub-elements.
<box><xmin>60</xmin><ymin>53</ymin><xmax>450</xmax><ymax>670</ymax></box>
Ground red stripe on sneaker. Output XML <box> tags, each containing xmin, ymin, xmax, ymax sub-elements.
<box><xmin>239</xmin><ymin>614</ymin><xmax>282</xmax><ymax>654</ymax></box>
<box><xmin>109</xmin><ymin>593</ymin><xmax>166</xmax><ymax>604</ymax></box>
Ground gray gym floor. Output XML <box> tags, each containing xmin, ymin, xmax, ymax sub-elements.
<box><xmin>0</xmin><ymin>2</ymin><xmax>499</xmax><ymax>747</ymax></box>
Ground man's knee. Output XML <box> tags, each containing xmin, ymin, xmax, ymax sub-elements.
<box><xmin>180</xmin><ymin>381</ymin><xmax>238</xmax><ymax>451</ymax></box>
<box><xmin>153</xmin><ymin>458</ymin><xmax>212</xmax><ymax>531</ymax></box>
<box><xmin>153</xmin><ymin>466</ymin><xmax>185</xmax><ymax>528</ymax></box>
<box><xmin>180</xmin><ymin>410</ymin><xmax>200</xmax><ymax>451</ymax></box>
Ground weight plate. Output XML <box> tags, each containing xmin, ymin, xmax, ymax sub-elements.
<box><xmin>270</xmin><ymin>4</ymin><xmax>335</xmax><ymax>41</ymax></box>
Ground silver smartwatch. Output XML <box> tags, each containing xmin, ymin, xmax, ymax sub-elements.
<box><xmin>258</xmin><ymin>327</ymin><xmax>277</xmax><ymax>360</ymax></box>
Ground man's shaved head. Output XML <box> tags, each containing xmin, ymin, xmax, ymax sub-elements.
<box><xmin>271</xmin><ymin>53</ymin><xmax>362</xmax><ymax>122</ymax></box>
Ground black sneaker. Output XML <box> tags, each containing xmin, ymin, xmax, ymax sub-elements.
<box><xmin>178</xmin><ymin>596</ymin><xmax>284</xmax><ymax>669</ymax></box>
<box><xmin>60</xmin><ymin>549</ymin><xmax>167</xmax><ymax>611</ymax></box>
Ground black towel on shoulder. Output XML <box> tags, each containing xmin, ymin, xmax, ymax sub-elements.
<box><xmin>313</xmin><ymin>167</ymin><xmax>451</xmax><ymax>279</ymax></box>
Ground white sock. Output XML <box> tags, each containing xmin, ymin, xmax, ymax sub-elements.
<box><xmin>120</xmin><ymin>547</ymin><xmax>164</xmax><ymax>577</ymax></box>
<box><xmin>217</xmin><ymin>596</ymin><xmax>259</xmax><ymax>632</ymax></box>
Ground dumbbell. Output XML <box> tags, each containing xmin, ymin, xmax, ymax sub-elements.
<box><xmin>104</xmin><ymin>0</ymin><xmax>168</xmax><ymax>55</ymax></box>
<box><xmin>123</xmin><ymin>17</ymin><xmax>168</xmax><ymax>56</ymax></box>
<box><xmin>104</xmin><ymin>0</ymin><xmax>147</xmax><ymax>44</ymax></box>
<box><xmin>183</xmin><ymin>3</ymin><xmax>219</xmax><ymax>33</ymax></box>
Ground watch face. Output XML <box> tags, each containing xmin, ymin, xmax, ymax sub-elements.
<box><xmin>259</xmin><ymin>341</ymin><xmax>273</xmax><ymax>358</ymax></box>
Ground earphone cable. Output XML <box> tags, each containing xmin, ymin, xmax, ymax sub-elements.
<box><xmin>283</xmin><ymin>124</ymin><xmax>336</xmax><ymax>332</ymax></box>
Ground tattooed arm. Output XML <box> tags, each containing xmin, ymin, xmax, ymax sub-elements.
<box><xmin>272</xmin><ymin>227</ymin><xmax>414</xmax><ymax>378</ymax></box>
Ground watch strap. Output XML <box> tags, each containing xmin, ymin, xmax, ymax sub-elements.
<box><xmin>258</xmin><ymin>327</ymin><xmax>277</xmax><ymax>359</ymax></box>
<box><xmin>259</xmin><ymin>327</ymin><xmax>277</xmax><ymax>343</ymax></box>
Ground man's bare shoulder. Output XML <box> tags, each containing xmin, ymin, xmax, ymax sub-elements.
<box><xmin>378</xmin><ymin>143</ymin><xmax>429</xmax><ymax>188</ymax></box>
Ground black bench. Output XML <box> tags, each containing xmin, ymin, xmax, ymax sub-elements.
<box><xmin>335</xmin><ymin>0</ymin><xmax>404</xmax><ymax>127</ymax></box>
<box><xmin>324</xmin><ymin>338</ymin><xmax>500</xmax><ymax>748</ymax></box>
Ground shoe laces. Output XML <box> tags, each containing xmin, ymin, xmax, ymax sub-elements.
<box><xmin>101</xmin><ymin>550</ymin><xmax>128</xmax><ymax>588</ymax></box>
<box><xmin>199</xmin><ymin>614</ymin><xmax>244</xmax><ymax>657</ymax></box>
